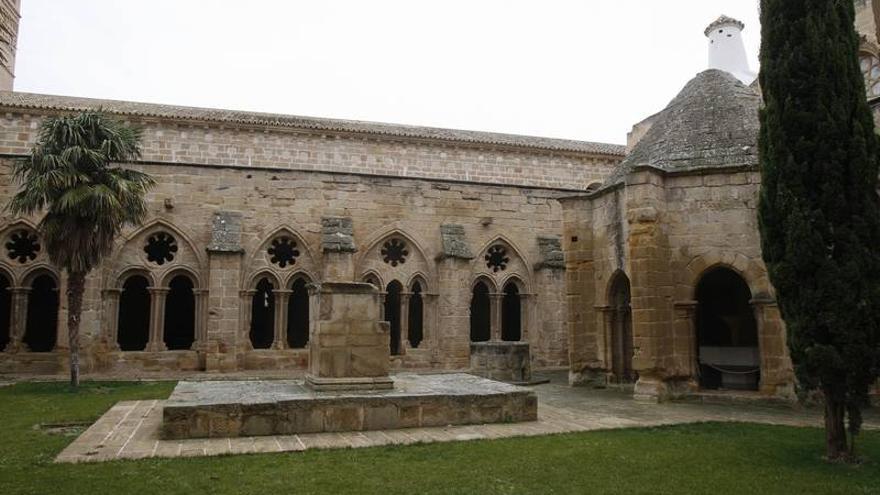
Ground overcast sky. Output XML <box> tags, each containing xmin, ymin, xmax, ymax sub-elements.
<box><xmin>14</xmin><ymin>1</ymin><xmax>761</xmax><ymax>145</ymax></box>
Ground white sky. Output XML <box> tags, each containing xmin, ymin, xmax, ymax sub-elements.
<box><xmin>14</xmin><ymin>1</ymin><xmax>761</xmax><ymax>146</ymax></box>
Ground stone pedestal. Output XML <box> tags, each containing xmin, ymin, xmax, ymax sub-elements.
<box><xmin>470</xmin><ymin>341</ymin><xmax>531</xmax><ymax>384</ymax></box>
<box><xmin>304</xmin><ymin>282</ymin><xmax>394</xmax><ymax>391</ymax></box>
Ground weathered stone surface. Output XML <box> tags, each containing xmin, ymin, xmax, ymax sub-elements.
<box><xmin>321</xmin><ymin>217</ymin><xmax>356</xmax><ymax>253</ymax></box>
<box><xmin>206</xmin><ymin>211</ymin><xmax>243</xmax><ymax>253</ymax></box>
<box><xmin>161</xmin><ymin>373</ymin><xmax>537</xmax><ymax>439</ymax></box>
<box><xmin>470</xmin><ymin>342</ymin><xmax>532</xmax><ymax>384</ymax></box>
<box><xmin>535</xmin><ymin>236</ymin><xmax>565</xmax><ymax>270</ymax></box>
<box><xmin>439</xmin><ymin>224</ymin><xmax>474</xmax><ymax>260</ymax></box>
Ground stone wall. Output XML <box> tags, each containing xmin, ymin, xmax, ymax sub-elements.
<box><xmin>562</xmin><ymin>167</ymin><xmax>795</xmax><ymax>400</ymax></box>
<box><xmin>0</xmin><ymin>104</ymin><xmax>614</xmax><ymax>375</ymax></box>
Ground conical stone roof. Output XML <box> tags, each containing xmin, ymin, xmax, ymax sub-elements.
<box><xmin>606</xmin><ymin>69</ymin><xmax>760</xmax><ymax>187</ymax></box>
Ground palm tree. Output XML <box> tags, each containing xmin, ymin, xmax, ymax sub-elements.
<box><xmin>7</xmin><ymin>110</ymin><xmax>155</xmax><ymax>387</ymax></box>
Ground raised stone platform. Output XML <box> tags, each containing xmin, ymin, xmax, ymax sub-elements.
<box><xmin>162</xmin><ymin>373</ymin><xmax>537</xmax><ymax>440</ymax></box>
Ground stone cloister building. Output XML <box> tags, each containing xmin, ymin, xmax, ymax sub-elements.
<box><xmin>0</xmin><ymin>2</ymin><xmax>877</xmax><ymax>401</ymax></box>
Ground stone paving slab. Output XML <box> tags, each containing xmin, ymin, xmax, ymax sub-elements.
<box><xmin>55</xmin><ymin>375</ymin><xmax>880</xmax><ymax>464</ymax></box>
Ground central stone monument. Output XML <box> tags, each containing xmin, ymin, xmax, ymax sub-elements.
<box><xmin>304</xmin><ymin>282</ymin><xmax>394</xmax><ymax>392</ymax></box>
<box><xmin>161</xmin><ymin>225</ymin><xmax>537</xmax><ymax>440</ymax></box>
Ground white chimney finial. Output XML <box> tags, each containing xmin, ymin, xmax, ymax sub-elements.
<box><xmin>705</xmin><ymin>15</ymin><xmax>756</xmax><ymax>84</ymax></box>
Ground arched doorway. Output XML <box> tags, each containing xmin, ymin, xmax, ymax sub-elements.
<box><xmin>408</xmin><ymin>281</ymin><xmax>424</xmax><ymax>348</ymax></box>
<box><xmin>118</xmin><ymin>275</ymin><xmax>151</xmax><ymax>351</ymax></box>
<box><xmin>501</xmin><ymin>282</ymin><xmax>521</xmax><ymax>341</ymax></box>
<box><xmin>696</xmin><ymin>267</ymin><xmax>760</xmax><ymax>391</ymax></box>
<box><xmin>163</xmin><ymin>275</ymin><xmax>195</xmax><ymax>350</ymax></box>
<box><xmin>608</xmin><ymin>273</ymin><xmax>635</xmax><ymax>382</ymax></box>
<box><xmin>23</xmin><ymin>274</ymin><xmax>58</xmax><ymax>352</ymax></box>
<box><xmin>385</xmin><ymin>280</ymin><xmax>403</xmax><ymax>355</ymax></box>
<box><xmin>470</xmin><ymin>281</ymin><xmax>491</xmax><ymax>342</ymax></box>
<box><xmin>250</xmin><ymin>277</ymin><xmax>275</xmax><ymax>350</ymax></box>
<box><xmin>0</xmin><ymin>274</ymin><xmax>10</xmax><ymax>351</ymax></box>
<box><xmin>287</xmin><ymin>278</ymin><xmax>309</xmax><ymax>349</ymax></box>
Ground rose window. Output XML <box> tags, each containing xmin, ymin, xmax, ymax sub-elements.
<box><xmin>381</xmin><ymin>239</ymin><xmax>408</xmax><ymax>267</ymax></box>
<box><xmin>268</xmin><ymin>236</ymin><xmax>300</xmax><ymax>268</ymax></box>
<box><xmin>485</xmin><ymin>245</ymin><xmax>510</xmax><ymax>272</ymax></box>
<box><xmin>144</xmin><ymin>232</ymin><xmax>178</xmax><ymax>266</ymax></box>
<box><xmin>6</xmin><ymin>230</ymin><xmax>40</xmax><ymax>264</ymax></box>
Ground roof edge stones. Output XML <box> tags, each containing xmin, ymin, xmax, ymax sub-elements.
<box><xmin>0</xmin><ymin>91</ymin><xmax>627</xmax><ymax>157</ymax></box>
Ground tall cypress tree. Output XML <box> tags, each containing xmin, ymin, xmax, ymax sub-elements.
<box><xmin>759</xmin><ymin>0</ymin><xmax>880</xmax><ymax>461</ymax></box>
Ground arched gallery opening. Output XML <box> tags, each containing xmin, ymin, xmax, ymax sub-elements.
<box><xmin>385</xmin><ymin>280</ymin><xmax>403</xmax><ymax>355</ymax></box>
<box><xmin>250</xmin><ymin>277</ymin><xmax>275</xmax><ymax>350</ymax></box>
<box><xmin>163</xmin><ymin>275</ymin><xmax>195</xmax><ymax>351</ymax></box>
<box><xmin>470</xmin><ymin>281</ymin><xmax>491</xmax><ymax>342</ymax></box>
<box><xmin>23</xmin><ymin>274</ymin><xmax>58</xmax><ymax>352</ymax></box>
<box><xmin>287</xmin><ymin>278</ymin><xmax>309</xmax><ymax>349</ymax></box>
<box><xmin>118</xmin><ymin>275</ymin><xmax>151</xmax><ymax>351</ymax></box>
<box><xmin>695</xmin><ymin>267</ymin><xmax>760</xmax><ymax>391</ymax></box>
<box><xmin>501</xmin><ymin>282</ymin><xmax>521</xmax><ymax>341</ymax></box>
<box><xmin>608</xmin><ymin>272</ymin><xmax>635</xmax><ymax>382</ymax></box>
<box><xmin>408</xmin><ymin>281</ymin><xmax>424</xmax><ymax>348</ymax></box>
<box><xmin>0</xmin><ymin>273</ymin><xmax>10</xmax><ymax>351</ymax></box>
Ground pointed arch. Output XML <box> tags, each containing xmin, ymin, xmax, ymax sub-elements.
<box><xmin>244</xmin><ymin>224</ymin><xmax>319</xmax><ymax>287</ymax></box>
<box><xmin>118</xmin><ymin>273</ymin><xmax>151</xmax><ymax>351</ymax></box>
<box><xmin>473</xmin><ymin>235</ymin><xmax>533</xmax><ymax>291</ymax></box>
<box><xmin>606</xmin><ymin>270</ymin><xmax>635</xmax><ymax>382</ymax></box>
<box><xmin>694</xmin><ymin>265</ymin><xmax>761</xmax><ymax>391</ymax></box>
<box><xmin>356</xmin><ymin>227</ymin><xmax>435</xmax><ymax>294</ymax></box>
<box><xmin>360</xmin><ymin>270</ymin><xmax>385</xmax><ymax>290</ymax></box>
<box><xmin>23</xmin><ymin>270</ymin><xmax>59</xmax><ymax>352</ymax></box>
<box><xmin>107</xmin><ymin>218</ymin><xmax>206</xmax><ymax>290</ymax></box>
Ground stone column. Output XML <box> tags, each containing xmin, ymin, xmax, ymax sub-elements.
<box><xmin>239</xmin><ymin>289</ymin><xmax>256</xmax><ymax>352</ymax></box>
<box><xmin>6</xmin><ymin>287</ymin><xmax>29</xmax><ymax>352</ymax></box>
<box><xmin>751</xmin><ymin>296</ymin><xmax>793</xmax><ymax>398</ymax></box>
<box><xmin>626</xmin><ymin>169</ymin><xmax>674</xmax><ymax>402</ymax></box>
<box><xmin>672</xmin><ymin>301</ymin><xmax>699</xmax><ymax>379</ymax></box>
<box><xmin>147</xmin><ymin>287</ymin><xmax>168</xmax><ymax>352</ymax></box>
<box><xmin>378</xmin><ymin>291</ymin><xmax>386</xmax><ymax>321</ymax></box>
<box><xmin>520</xmin><ymin>292</ymin><xmax>533</xmax><ymax>342</ymax></box>
<box><xmin>400</xmin><ymin>292</ymin><xmax>410</xmax><ymax>351</ymax></box>
<box><xmin>490</xmin><ymin>292</ymin><xmax>502</xmax><ymax>342</ymax></box>
<box><xmin>206</xmin><ymin>211</ymin><xmax>245</xmax><ymax>372</ymax></box>
<box><xmin>192</xmin><ymin>288</ymin><xmax>209</xmax><ymax>349</ymax></box>
<box><xmin>595</xmin><ymin>305</ymin><xmax>613</xmax><ymax>372</ymax></box>
<box><xmin>102</xmin><ymin>288</ymin><xmax>122</xmax><ymax>350</ymax></box>
<box><xmin>273</xmin><ymin>289</ymin><xmax>292</xmax><ymax>349</ymax></box>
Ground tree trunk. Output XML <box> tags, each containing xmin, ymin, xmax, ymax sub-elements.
<box><xmin>67</xmin><ymin>270</ymin><xmax>87</xmax><ymax>388</ymax></box>
<box><xmin>823</xmin><ymin>387</ymin><xmax>849</xmax><ymax>461</ymax></box>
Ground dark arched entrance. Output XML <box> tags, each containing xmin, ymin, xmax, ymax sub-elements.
<box><xmin>287</xmin><ymin>278</ymin><xmax>309</xmax><ymax>349</ymax></box>
<box><xmin>408</xmin><ymin>281</ymin><xmax>424</xmax><ymax>348</ymax></box>
<box><xmin>23</xmin><ymin>274</ymin><xmax>58</xmax><ymax>352</ymax></box>
<box><xmin>163</xmin><ymin>275</ymin><xmax>195</xmax><ymax>350</ymax></box>
<box><xmin>696</xmin><ymin>267</ymin><xmax>760</xmax><ymax>391</ymax></box>
<box><xmin>385</xmin><ymin>280</ymin><xmax>403</xmax><ymax>355</ymax></box>
<box><xmin>118</xmin><ymin>275</ymin><xmax>150</xmax><ymax>351</ymax></box>
<box><xmin>608</xmin><ymin>273</ymin><xmax>635</xmax><ymax>382</ymax></box>
<box><xmin>0</xmin><ymin>274</ymin><xmax>10</xmax><ymax>351</ymax></box>
<box><xmin>250</xmin><ymin>277</ymin><xmax>275</xmax><ymax>349</ymax></box>
<box><xmin>470</xmin><ymin>281</ymin><xmax>491</xmax><ymax>342</ymax></box>
<box><xmin>501</xmin><ymin>282</ymin><xmax>521</xmax><ymax>341</ymax></box>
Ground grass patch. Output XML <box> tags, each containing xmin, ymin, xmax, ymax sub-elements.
<box><xmin>0</xmin><ymin>381</ymin><xmax>878</xmax><ymax>494</ymax></box>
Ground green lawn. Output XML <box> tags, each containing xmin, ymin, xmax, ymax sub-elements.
<box><xmin>0</xmin><ymin>382</ymin><xmax>878</xmax><ymax>495</ymax></box>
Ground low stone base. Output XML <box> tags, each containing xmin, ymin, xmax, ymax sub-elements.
<box><xmin>161</xmin><ymin>373</ymin><xmax>537</xmax><ymax>439</ymax></box>
<box><xmin>304</xmin><ymin>374</ymin><xmax>394</xmax><ymax>391</ymax></box>
<box><xmin>470</xmin><ymin>342</ymin><xmax>531</xmax><ymax>384</ymax></box>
